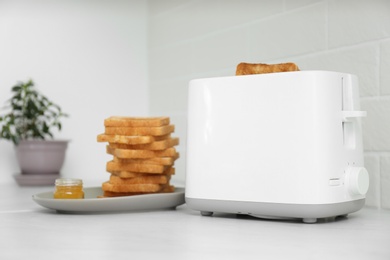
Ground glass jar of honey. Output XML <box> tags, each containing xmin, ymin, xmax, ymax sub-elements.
<box><xmin>54</xmin><ymin>178</ymin><xmax>84</xmax><ymax>199</ymax></box>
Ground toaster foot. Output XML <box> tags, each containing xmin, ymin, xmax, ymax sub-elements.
<box><xmin>302</xmin><ymin>218</ymin><xmax>317</xmax><ymax>224</ymax></box>
<box><xmin>201</xmin><ymin>211</ymin><xmax>213</xmax><ymax>216</ymax></box>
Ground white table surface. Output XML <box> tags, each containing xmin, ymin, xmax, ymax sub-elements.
<box><xmin>0</xmin><ymin>182</ymin><xmax>389</xmax><ymax>260</ymax></box>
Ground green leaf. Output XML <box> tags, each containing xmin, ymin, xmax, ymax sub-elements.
<box><xmin>11</xmin><ymin>85</ymin><xmax>21</xmax><ymax>92</ymax></box>
<box><xmin>42</xmin><ymin>122</ymin><xmax>49</xmax><ymax>133</ymax></box>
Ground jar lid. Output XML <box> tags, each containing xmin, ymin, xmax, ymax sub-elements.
<box><xmin>55</xmin><ymin>178</ymin><xmax>83</xmax><ymax>186</ymax></box>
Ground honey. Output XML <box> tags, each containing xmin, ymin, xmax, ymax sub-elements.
<box><xmin>54</xmin><ymin>178</ymin><xmax>84</xmax><ymax>199</ymax></box>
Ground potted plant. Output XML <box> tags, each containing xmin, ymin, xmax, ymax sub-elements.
<box><xmin>0</xmin><ymin>79</ymin><xmax>69</xmax><ymax>184</ymax></box>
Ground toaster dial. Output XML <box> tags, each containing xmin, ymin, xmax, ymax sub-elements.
<box><xmin>345</xmin><ymin>167</ymin><xmax>369</xmax><ymax>195</ymax></box>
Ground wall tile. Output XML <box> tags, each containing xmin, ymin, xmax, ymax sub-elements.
<box><xmin>149</xmin><ymin>43</ymin><xmax>192</xmax><ymax>81</ymax></box>
<box><xmin>380</xmin><ymin>40</ymin><xmax>390</xmax><ymax>95</ymax></box>
<box><xmin>361</xmin><ymin>98</ymin><xmax>390</xmax><ymax>151</ymax></box>
<box><xmin>328</xmin><ymin>0</ymin><xmax>390</xmax><ymax>48</ymax></box>
<box><xmin>380</xmin><ymin>156</ymin><xmax>390</xmax><ymax>209</ymax></box>
<box><xmin>215</xmin><ymin>0</ymin><xmax>284</xmax><ymax>29</ymax></box>
<box><xmin>147</xmin><ymin>0</ymin><xmax>192</xmax><ymax>17</ymax></box>
<box><xmin>294</xmin><ymin>44</ymin><xmax>379</xmax><ymax>97</ymax></box>
<box><xmin>284</xmin><ymin>0</ymin><xmax>323</xmax><ymax>10</ymax></box>
<box><xmin>149</xmin><ymin>0</ymin><xmax>221</xmax><ymax>49</ymax></box>
<box><xmin>149</xmin><ymin>77</ymin><xmax>190</xmax><ymax>113</ymax></box>
<box><xmin>364</xmin><ymin>155</ymin><xmax>381</xmax><ymax>208</ymax></box>
<box><xmin>247</xmin><ymin>3</ymin><xmax>327</xmax><ymax>61</ymax></box>
<box><xmin>190</xmin><ymin>28</ymin><xmax>248</xmax><ymax>75</ymax></box>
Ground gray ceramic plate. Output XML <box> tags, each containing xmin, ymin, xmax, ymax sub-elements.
<box><xmin>32</xmin><ymin>187</ymin><xmax>185</xmax><ymax>213</ymax></box>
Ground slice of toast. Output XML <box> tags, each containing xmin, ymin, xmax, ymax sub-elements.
<box><xmin>108</xmin><ymin>146</ymin><xmax>178</xmax><ymax>159</ymax></box>
<box><xmin>102</xmin><ymin>181</ymin><xmax>163</xmax><ymax>193</ymax></box>
<box><xmin>113</xmin><ymin>153</ymin><xmax>179</xmax><ymax>166</ymax></box>
<box><xmin>108</xmin><ymin>171</ymin><xmax>147</xmax><ymax>178</ymax></box>
<box><xmin>236</xmin><ymin>62</ymin><xmax>299</xmax><ymax>75</ymax></box>
<box><xmin>108</xmin><ymin>137</ymin><xmax>179</xmax><ymax>151</ymax></box>
<box><xmin>105</xmin><ymin>125</ymin><xmax>175</xmax><ymax>136</ymax></box>
<box><xmin>106</xmin><ymin>160</ymin><xmax>166</xmax><ymax>173</ymax></box>
<box><xmin>108</xmin><ymin>167</ymin><xmax>175</xmax><ymax>178</ymax></box>
<box><xmin>97</xmin><ymin>134</ymin><xmax>154</xmax><ymax>145</ymax></box>
<box><xmin>97</xmin><ymin>133</ymin><xmax>171</xmax><ymax>145</ymax></box>
<box><xmin>109</xmin><ymin>174</ymin><xmax>170</xmax><ymax>185</ymax></box>
<box><xmin>101</xmin><ymin>185</ymin><xmax>175</xmax><ymax>197</ymax></box>
<box><xmin>104</xmin><ymin>116</ymin><xmax>170</xmax><ymax>127</ymax></box>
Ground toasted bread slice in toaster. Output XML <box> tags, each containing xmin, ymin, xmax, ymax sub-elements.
<box><xmin>236</xmin><ymin>62</ymin><xmax>300</xmax><ymax>75</ymax></box>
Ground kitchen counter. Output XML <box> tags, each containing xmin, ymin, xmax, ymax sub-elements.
<box><xmin>0</xmin><ymin>182</ymin><xmax>389</xmax><ymax>260</ymax></box>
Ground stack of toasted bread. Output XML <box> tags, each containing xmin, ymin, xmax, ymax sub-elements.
<box><xmin>97</xmin><ymin>116</ymin><xmax>179</xmax><ymax>197</ymax></box>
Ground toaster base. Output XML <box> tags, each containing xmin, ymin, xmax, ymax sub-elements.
<box><xmin>185</xmin><ymin>197</ymin><xmax>365</xmax><ymax>223</ymax></box>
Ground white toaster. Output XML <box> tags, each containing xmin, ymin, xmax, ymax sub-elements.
<box><xmin>185</xmin><ymin>70</ymin><xmax>369</xmax><ymax>223</ymax></box>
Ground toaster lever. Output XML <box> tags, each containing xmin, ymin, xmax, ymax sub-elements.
<box><xmin>342</xmin><ymin>111</ymin><xmax>367</xmax><ymax>122</ymax></box>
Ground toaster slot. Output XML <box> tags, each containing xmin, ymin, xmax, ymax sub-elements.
<box><xmin>342</xmin><ymin>122</ymin><xmax>355</xmax><ymax>149</ymax></box>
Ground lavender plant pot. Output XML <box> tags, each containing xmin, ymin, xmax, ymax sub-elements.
<box><xmin>15</xmin><ymin>140</ymin><xmax>69</xmax><ymax>175</ymax></box>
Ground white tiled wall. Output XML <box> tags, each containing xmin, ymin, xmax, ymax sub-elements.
<box><xmin>147</xmin><ymin>0</ymin><xmax>390</xmax><ymax>209</ymax></box>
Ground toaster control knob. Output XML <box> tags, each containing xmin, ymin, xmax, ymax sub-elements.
<box><xmin>345</xmin><ymin>167</ymin><xmax>369</xmax><ymax>195</ymax></box>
